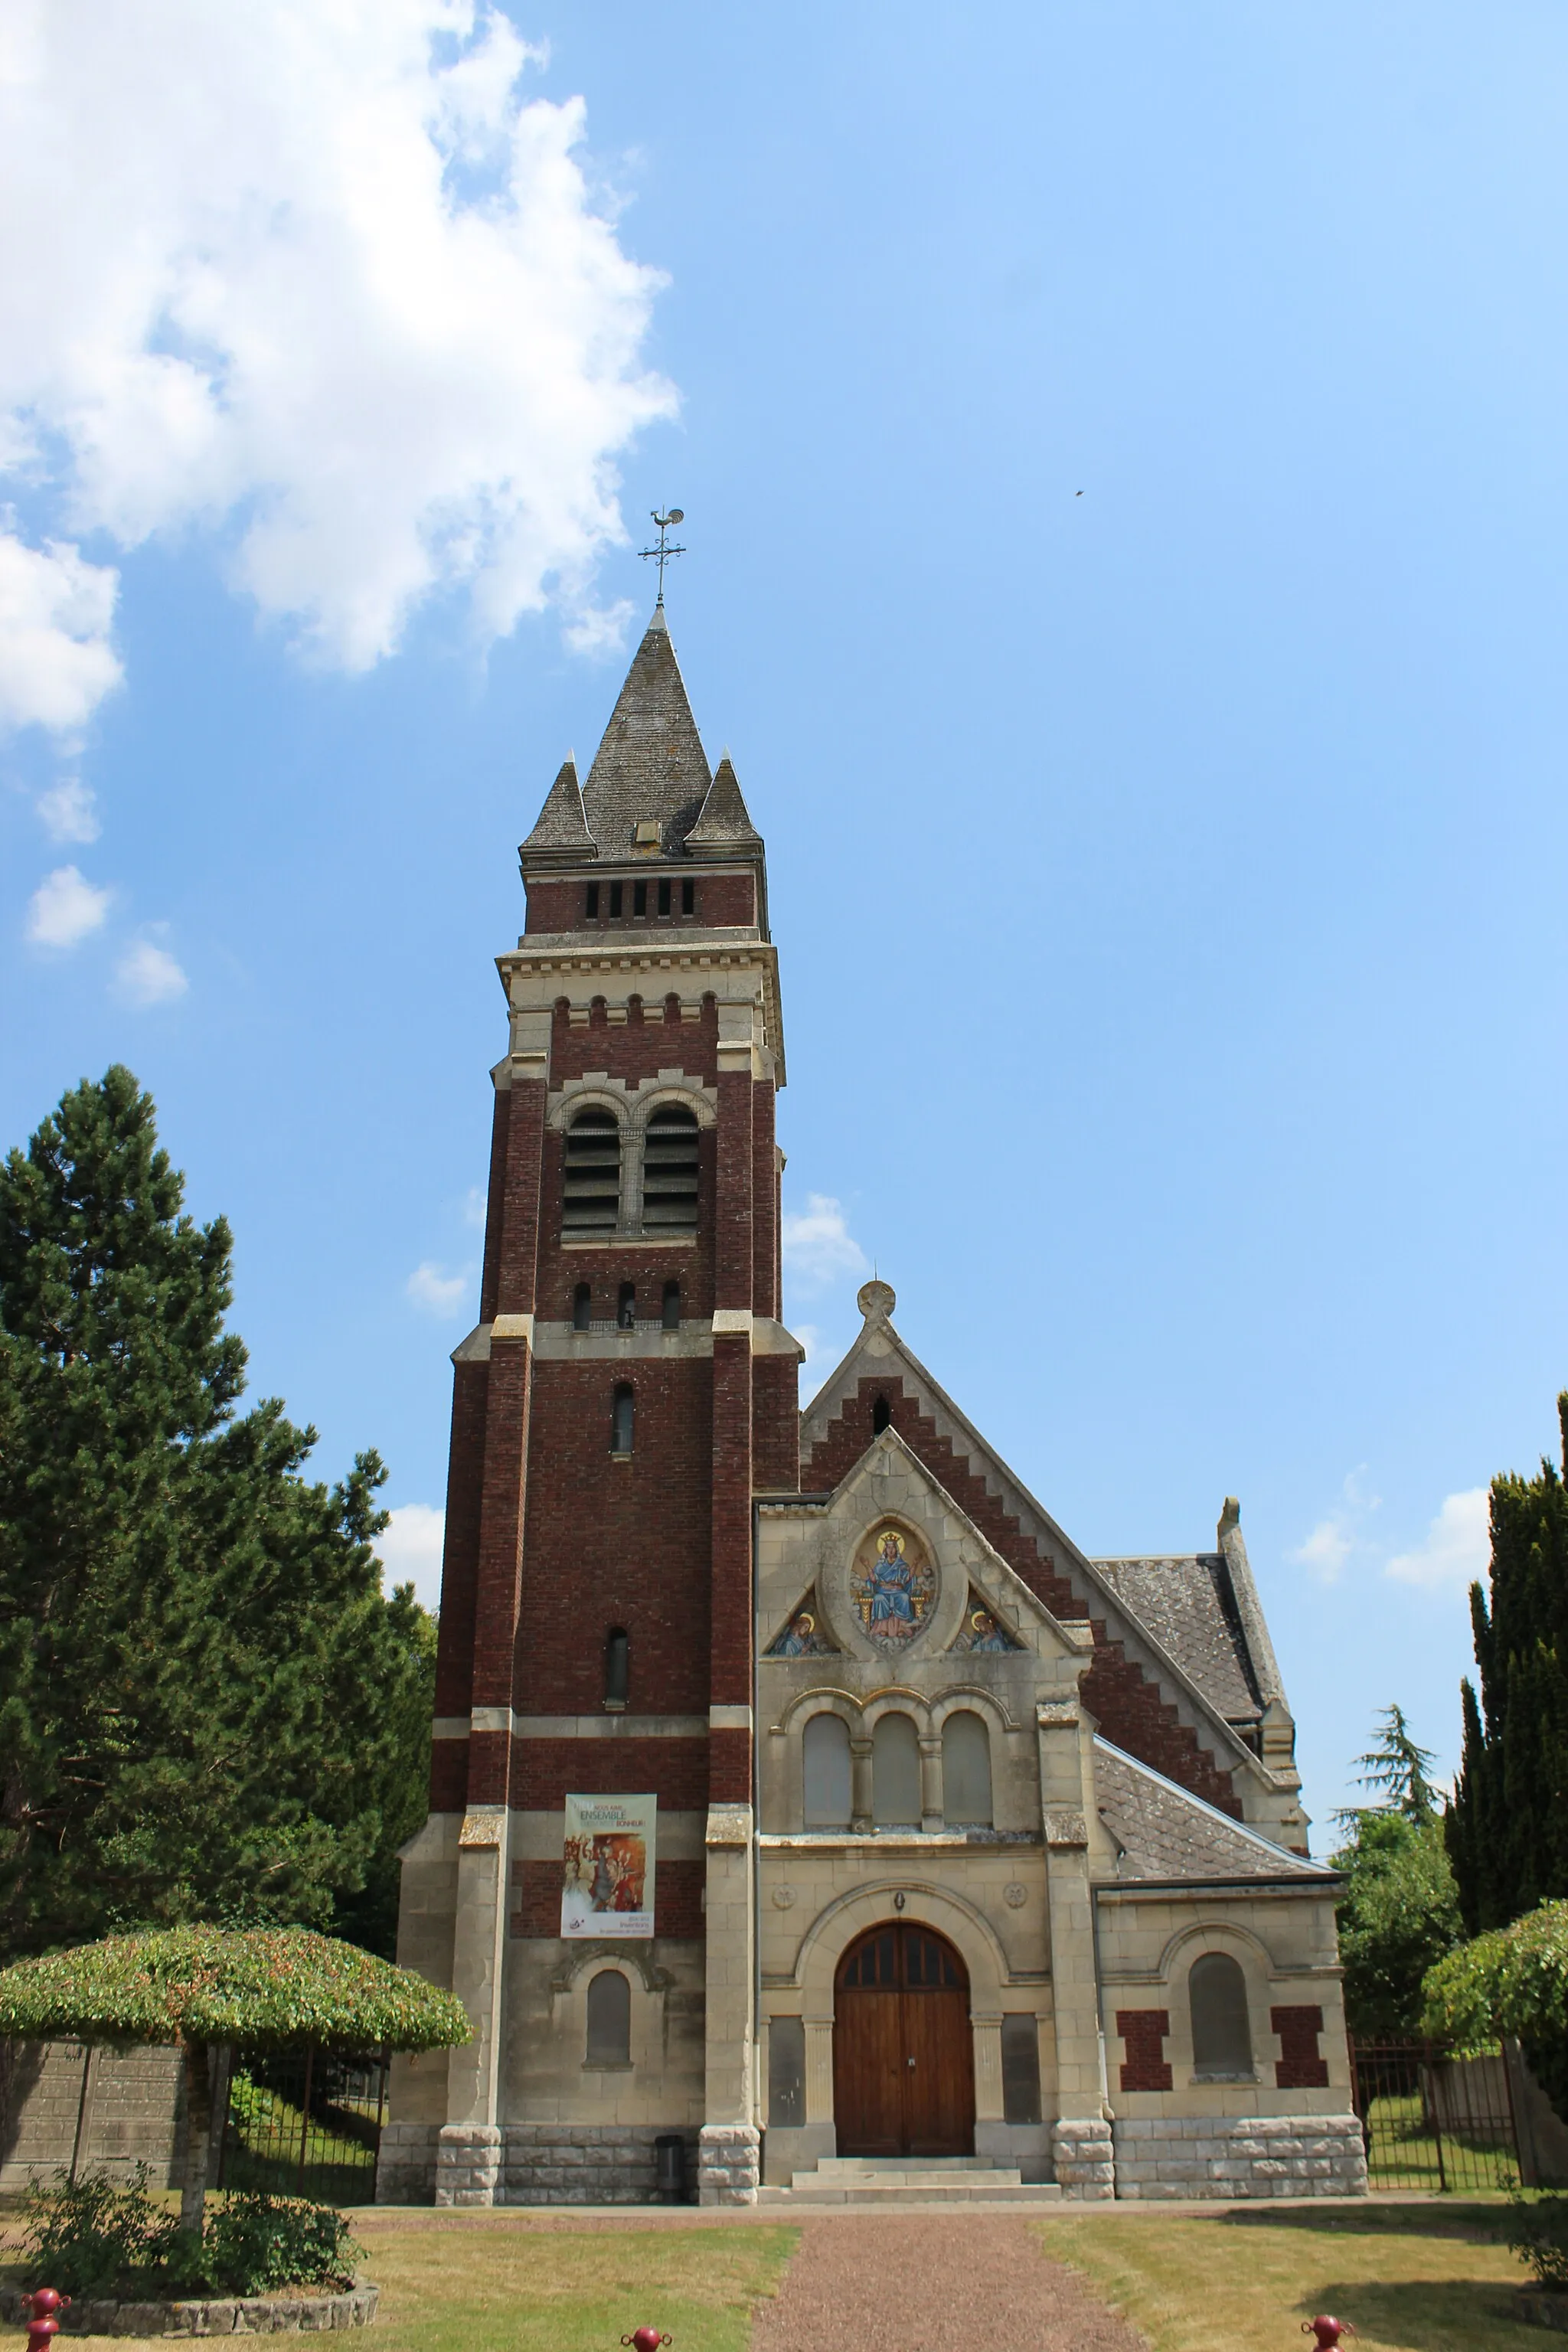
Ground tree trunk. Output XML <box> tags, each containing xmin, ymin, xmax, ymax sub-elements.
<box><xmin>179</xmin><ymin>2040</ymin><xmax>212</xmax><ymax>2235</ymax></box>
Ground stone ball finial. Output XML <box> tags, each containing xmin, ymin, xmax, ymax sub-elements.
<box><xmin>858</xmin><ymin>1279</ymin><xmax>896</xmax><ymax>1324</ymax></box>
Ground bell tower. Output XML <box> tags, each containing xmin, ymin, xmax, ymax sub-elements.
<box><xmin>384</xmin><ymin>603</ymin><xmax>800</xmax><ymax>2209</ymax></box>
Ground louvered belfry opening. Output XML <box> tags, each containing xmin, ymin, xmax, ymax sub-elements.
<box><xmin>642</xmin><ymin>1106</ymin><xmax>701</xmax><ymax>1233</ymax></box>
<box><xmin>562</xmin><ymin>1109</ymin><xmax>621</xmax><ymax>1235</ymax></box>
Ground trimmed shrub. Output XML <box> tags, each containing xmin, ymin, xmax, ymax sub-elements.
<box><xmin>1505</xmin><ymin>2194</ymin><xmax>1568</xmax><ymax>2292</ymax></box>
<box><xmin>16</xmin><ymin>2168</ymin><xmax>360</xmax><ymax>2299</ymax></box>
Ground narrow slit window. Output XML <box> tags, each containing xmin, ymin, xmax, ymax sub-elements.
<box><xmin>573</xmin><ymin>1282</ymin><xmax>592</xmax><ymax>1331</ymax></box>
<box><xmin>658</xmin><ymin>878</ymin><xmax>671</xmax><ymax>916</ymax></box>
<box><xmin>681</xmin><ymin>878</ymin><xmax>694</xmax><ymax>915</ymax></box>
<box><xmin>609</xmin><ymin>880</ymin><xmax>623</xmax><ymax>918</ymax></box>
<box><xmin>586</xmin><ymin>882</ymin><xmax>599</xmax><ymax>919</ymax></box>
<box><xmin>562</xmin><ymin>1110</ymin><xmax>620</xmax><ymax>1236</ymax></box>
<box><xmin>633</xmin><ymin>880</ymin><xmax>647</xmax><ymax>916</ymax></box>
<box><xmin>802</xmin><ymin>1713</ymin><xmax>852</xmax><ymax>1828</ymax></box>
<box><xmin>612</xmin><ymin>1383</ymin><xmax>635</xmax><ymax>1455</ymax></box>
<box><xmin>872</xmin><ymin>1395</ymin><xmax>892</xmax><ymax>1434</ymax></box>
<box><xmin>617</xmin><ymin>1281</ymin><xmax>636</xmax><ymax>1328</ymax></box>
<box><xmin>586</xmin><ymin>1968</ymin><xmax>631</xmax><ymax>2066</ymax></box>
<box><xmin>662</xmin><ymin>1279</ymin><xmax>681</xmax><ymax>1331</ymax></box>
<box><xmin>604</xmin><ymin>1625</ymin><xmax>629</xmax><ymax>1711</ymax></box>
<box><xmin>642</xmin><ymin>1106</ymin><xmax>700</xmax><ymax>1233</ymax></box>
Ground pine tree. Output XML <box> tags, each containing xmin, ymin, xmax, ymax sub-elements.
<box><xmin>1331</xmin><ymin>1706</ymin><xmax>1462</xmax><ymax>2034</ymax></box>
<box><xmin>1350</xmin><ymin>1703</ymin><xmax>1441</xmax><ymax>1824</ymax></box>
<box><xmin>0</xmin><ymin>1067</ymin><xmax>433</xmax><ymax>1958</ymax></box>
<box><xmin>1446</xmin><ymin>1394</ymin><xmax>1568</xmax><ymax>1933</ymax></box>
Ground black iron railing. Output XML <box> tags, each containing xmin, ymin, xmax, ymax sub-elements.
<box><xmin>215</xmin><ymin>2047</ymin><xmax>388</xmax><ymax>2204</ymax></box>
<box><xmin>1348</xmin><ymin>2037</ymin><xmax>1521</xmax><ymax>2192</ymax></box>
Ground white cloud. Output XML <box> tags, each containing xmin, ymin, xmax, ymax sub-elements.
<box><xmin>25</xmin><ymin>862</ymin><xmax>109</xmax><ymax>946</ymax></box>
<box><xmin>0</xmin><ymin>531</ymin><xmax>121</xmax><ymax>734</ymax></box>
<box><xmin>407</xmin><ymin>1260</ymin><xmax>469</xmax><ymax>1316</ymax></box>
<box><xmin>37</xmin><ymin>776</ymin><xmax>100</xmax><ymax>842</ymax></box>
<box><xmin>1291</xmin><ymin>1465</ymin><xmax>1380</xmax><ymax>1586</ymax></box>
<box><xmin>377</xmin><ymin>1501</ymin><xmax>446</xmax><ymax>1612</ymax></box>
<box><xmin>116</xmin><ymin>935</ymin><xmax>188</xmax><ymax>1005</ymax></box>
<box><xmin>1387</xmin><ymin>1488</ymin><xmax>1490</xmax><ymax>1592</ymax></box>
<box><xmin>781</xmin><ymin>1194</ymin><xmax>869</xmax><ymax>1289</ymax></box>
<box><xmin>0</xmin><ymin>1</ymin><xmax>675</xmax><ymax>684</ymax></box>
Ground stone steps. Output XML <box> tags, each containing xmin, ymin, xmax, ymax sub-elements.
<box><xmin>760</xmin><ymin>2155</ymin><xmax>1062</xmax><ymax>2206</ymax></box>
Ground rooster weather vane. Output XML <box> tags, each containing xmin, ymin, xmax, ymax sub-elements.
<box><xmin>639</xmin><ymin>508</ymin><xmax>686</xmax><ymax>604</ymax></box>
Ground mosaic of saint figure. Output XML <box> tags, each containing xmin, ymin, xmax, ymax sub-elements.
<box><xmin>851</xmin><ymin>1524</ymin><xmax>935</xmax><ymax>1645</ymax></box>
<box><xmin>766</xmin><ymin>1602</ymin><xmax>835</xmax><ymax>1657</ymax></box>
<box><xmin>948</xmin><ymin>1596</ymin><xmax>1024</xmax><ymax>1652</ymax></box>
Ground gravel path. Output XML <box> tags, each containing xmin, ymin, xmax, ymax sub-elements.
<box><xmin>750</xmin><ymin>2214</ymin><xmax>1147</xmax><ymax>2352</ymax></box>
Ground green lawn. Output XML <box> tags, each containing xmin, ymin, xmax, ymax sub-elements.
<box><xmin>1037</xmin><ymin>2203</ymin><xmax>1540</xmax><ymax>2352</ymax></box>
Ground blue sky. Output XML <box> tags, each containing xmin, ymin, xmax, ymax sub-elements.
<box><xmin>3</xmin><ymin>0</ymin><xmax>1566</xmax><ymax>1845</ymax></box>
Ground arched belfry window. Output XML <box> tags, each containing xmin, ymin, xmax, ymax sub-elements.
<box><xmin>563</xmin><ymin>1109</ymin><xmax>620</xmax><ymax>1236</ymax></box>
<box><xmin>573</xmin><ymin>1282</ymin><xmax>592</xmax><ymax>1332</ymax></box>
<box><xmin>642</xmin><ymin>1106</ymin><xmax>700</xmax><ymax>1233</ymax></box>
<box><xmin>586</xmin><ymin>1968</ymin><xmax>631</xmax><ymax>2066</ymax></box>
<box><xmin>1189</xmin><ymin>1952</ymin><xmax>1253</xmax><ymax>2080</ymax></box>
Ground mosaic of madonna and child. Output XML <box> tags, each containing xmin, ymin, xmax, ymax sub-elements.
<box><xmin>850</xmin><ymin>1524</ymin><xmax>936</xmax><ymax>1647</ymax></box>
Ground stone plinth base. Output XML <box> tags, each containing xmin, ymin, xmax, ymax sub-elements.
<box><xmin>435</xmin><ymin>2122</ymin><xmax>502</xmax><ymax>2207</ymax></box>
<box><xmin>1111</xmin><ymin>2113</ymin><xmax>1368</xmax><ymax>2198</ymax></box>
<box><xmin>375</xmin><ymin>2121</ymin><xmax>440</xmax><ymax>2203</ymax></box>
<box><xmin>503</xmin><ymin>2124</ymin><xmax>697</xmax><ymax>2204</ymax></box>
<box><xmin>0</xmin><ymin>2287</ymin><xmax>377</xmax><ymax>2336</ymax></box>
<box><xmin>1051</xmin><ymin>2115</ymin><xmax>1115</xmax><ymax>2200</ymax></box>
<box><xmin>698</xmin><ymin>2123</ymin><xmax>760</xmax><ymax>2207</ymax></box>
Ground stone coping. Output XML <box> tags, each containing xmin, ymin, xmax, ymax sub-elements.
<box><xmin>0</xmin><ymin>2284</ymin><xmax>377</xmax><ymax>2336</ymax></box>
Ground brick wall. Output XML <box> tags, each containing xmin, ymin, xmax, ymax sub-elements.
<box><xmin>1271</xmin><ymin>2005</ymin><xmax>1329</xmax><ymax>2089</ymax></box>
<box><xmin>510</xmin><ymin>1858</ymin><xmax>705</xmax><ymax>1938</ymax></box>
<box><xmin>1116</xmin><ymin>2010</ymin><xmax>1173</xmax><ymax>2093</ymax></box>
<box><xmin>802</xmin><ymin>1377</ymin><xmax>1242</xmax><ymax>1817</ymax></box>
<box><xmin>524</xmin><ymin>871</ymin><xmax>757</xmax><ymax>935</ymax></box>
<box><xmin>549</xmin><ymin>994</ymin><xmax>720</xmax><ymax>1088</ymax></box>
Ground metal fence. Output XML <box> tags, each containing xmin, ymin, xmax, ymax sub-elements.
<box><xmin>1349</xmin><ymin>2037</ymin><xmax>1521</xmax><ymax>2192</ymax></box>
<box><xmin>215</xmin><ymin>2048</ymin><xmax>388</xmax><ymax>2205</ymax></box>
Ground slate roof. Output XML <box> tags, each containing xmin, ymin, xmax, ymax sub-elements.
<box><xmin>1092</xmin><ymin>1740</ymin><xmax>1328</xmax><ymax>1883</ymax></box>
<box><xmin>580</xmin><ymin>606</ymin><xmax>714</xmax><ymax>858</ymax></box>
<box><xmin>686</xmin><ymin>755</ymin><xmax>763</xmax><ymax>854</ymax></box>
<box><xmin>1093</xmin><ymin>1553</ymin><xmax>1262</xmax><ymax>1725</ymax></box>
<box><xmin>519</xmin><ymin>756</ymin><xmax>594</xmax><ymax>861</ymax></box>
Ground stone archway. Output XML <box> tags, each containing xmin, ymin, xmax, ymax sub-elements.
<box><xmin>832</xmin><ymin>1920</ymin><xmax>975</xmax><ymax>2158</ymax></box>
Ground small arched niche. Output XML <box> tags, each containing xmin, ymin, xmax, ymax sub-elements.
<box><xmin>585</xmin><ymin>1968</ymin><xmax>631</xmax><ymax>2066</ymax></box>
<box><xmin>1189</xmin><ymin>1951</ymin><xmax>1254</xmax><ymax>2080</ymax></box>
<box><xmin>802</xmin><ymin>1713</ymin><xmax>852</xmax><ymax>1828</ymax></box>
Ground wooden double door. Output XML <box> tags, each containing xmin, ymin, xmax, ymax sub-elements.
<box><xmin>832</xmin><ymin>1922</ymin><xmax>975</xmax><ymax>2158</ymax></box>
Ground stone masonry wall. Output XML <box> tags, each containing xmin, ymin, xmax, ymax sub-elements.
<box><xmin>503</xmin><ymin>2123</ymin><xmax>697</xmax><ymax>2203</ymax></box>
<box><xmin>1112</xmin><ymin>2113</ymin><xmax>1367</xmax><ymax>2198</ymax></box>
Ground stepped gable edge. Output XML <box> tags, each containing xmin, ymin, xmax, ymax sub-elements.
<box><xmin>801</xmin><ymin>1373</ymin><xmax>1243</xmax><ymax>1818</ymax></box>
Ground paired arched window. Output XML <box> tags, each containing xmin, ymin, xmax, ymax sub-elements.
<box><xmin>941</xmin><ymin>1710</ymin><xmax>992</xmax><ymax>1825</ymax></box>
<box><xmin>872</xmin><ymin>1712</ymin><xmax>921</xmax><ymax>1827</ymax></box>
<box><xmin>642</xmin><ymin>1106</ymin><xmax>701</xmax><ymax>1233</ymax></box>
<box><xmin>585</xmin><ymin>1968</ymin><xmax>630</xmax><ymax>2066</ymax></box>
<box><xmin>611</xmin><ymin>1384</ymin><xmax>635</xmax><ymax>1455</ymax></box>
<box><xmin>562</xmin><ymin>1109</ymin><xmax>620</xmax><ymax>1235</ymax></box>
<box><xmin>1189</xmin><ymin>1952</ymin><xmax>1253</xmax><ymax>2079</ymax></box>
<box><xmin>603</xmin><ymin>1627</ymin><xmax>629</xmax><ymax>1712</ymax></box>
<box><xmin>803</xmin><ymin>1713</ymin><xmax>852</xmax><ymax>1828</ymax></box>
<box><xmin>616</xmin><ymin>1281</ymin><xmax>636</xmax><ymax>1329</ymax></box>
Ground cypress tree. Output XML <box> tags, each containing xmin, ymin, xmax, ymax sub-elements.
<box><xmin>0</xmin><ymin>1067</ymin><xmax>433</xmax><ymax>1958</ymax></box>
<box><xmin>1447</xmin><ymin>1393</ymin><xmax>1568</xmax><ymax>1932</ymax></box>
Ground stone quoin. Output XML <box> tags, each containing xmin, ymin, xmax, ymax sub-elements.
<box><xmin>380</xmin><ymin>603</ymin><xmax>1365</xmax><ymax>2207</ymax></box>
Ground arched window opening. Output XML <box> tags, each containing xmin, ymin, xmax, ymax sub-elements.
<box><xmin>573</xmin><ymin>1282</ymin><xmax>592</xmax><ymax>1332</ymax></box>
<box><xmin>604</xmin><ymin>1626</ymin><xmax>629</xmax><ymax>1712</ymax></box>
<box><xmin>872</xmin><ymin>1712</ymin><xmax>921</xmax><ymax>1828</ymax></box>
<box><xmin>871</xmin><ymin>1395</ymin><xmax>892</xmax><ymax>1434</ymax></box>
<box><xmin>563</xmin><ymin>1109</ymin><xmax>620</xmax><ymax>1236</ymax></box>
<box><xmin>642</xmin><ymin>1106</ymin><xmax>701</xmax><ymax>1233</ymax></box>
<box><xmin>941</xmin><ymin>1710</ymin><xmax>993</xmax><ymax>1826</ymax></box>
<box><xmin>612</xmin><ymin>1383</ymin><xmax>635</xmax><ymax>1456</ymax></box>
<box><xmin>802</xmin><ymin>1713</ymin><xmax>852</xmax><ymax>1829</ymax></box>
<box><xmin>585</xmin><ymin>1968</ymin><xmax>631</xmax><ymax>2066</ymax></box>
<box><xmin>1189</xmin><ymin>1952</ymin><xmax>1253</xmax><ymax>2080</ymax></box>
<box><xmin>662</xmin><ymin>1279</ymin><xmax>681</xmax><ymax>1331</ymax></box>
<box><xmin>617</xmin><ymin>1281</ymin><xmax>636</xmax><ymax>1329</ymax></box>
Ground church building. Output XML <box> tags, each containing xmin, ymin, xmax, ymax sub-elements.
<box><xmin>377</xmin><ymin>605</ymin><xmax>1367</xmax><ymax>2207</ymax></box>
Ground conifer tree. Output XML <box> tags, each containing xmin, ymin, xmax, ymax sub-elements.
<box><xmin>0</xmin><ymin>1067</ymin><xmax>433</xmax><ymax>1958</ymax></box>
<box><xmin>1446</xmin><ymin>1394</ymin><xmax>1568</xmax><ymax>1933</ymax></box>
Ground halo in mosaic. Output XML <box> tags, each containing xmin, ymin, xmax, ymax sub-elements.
<box><xmin>764</xmin><ymin>1589</ymin><xmax>838</xmax><ymax>1656</ymax></box>
<box><xmin>947</xmin><ymin>1591</ymin><xmax>1025</xmax><ymax>1652</ymax></box>
<box><xmin>849</xmin><ymin>1523</ymin><xmax>936</xmax><ymax>1648</ymax></box>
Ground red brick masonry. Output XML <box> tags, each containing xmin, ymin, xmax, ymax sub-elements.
<box><xmin>1271</xmin><ymin>2004</ymin><xmax>1329</xmax><ymax>2089</ymax></box>
<box><xmin>1116</xmin><ymin>2008</ymin><xmax>1174</xmax><ymax>2092</ymax></box>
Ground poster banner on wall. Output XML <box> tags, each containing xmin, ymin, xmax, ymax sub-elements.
<box><xmin>561</xmin><ymin>1794</ymin><xmax>656</xmax><ymax>1938</ymax></box>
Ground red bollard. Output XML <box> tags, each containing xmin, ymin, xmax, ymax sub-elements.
<box><xmin>24</xmin><ymin>2289</ymin><xmax>72</xmax><ymax>2352</ymax></box>
<box><xmin>1303</xmin><ymin>2320</ymin><xmax>1355</xmax><ymax>2352</ymax></box>
<box><xmin>621</xmin><ymin>2332</ymin><xmax>671</xmax><ymax>2352</ymax></box>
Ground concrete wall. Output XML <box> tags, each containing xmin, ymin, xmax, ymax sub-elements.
<box><xmin>0</xmin><ymin>2043</ymin><xmax>188</xmax><ymax>2193</ymax></box>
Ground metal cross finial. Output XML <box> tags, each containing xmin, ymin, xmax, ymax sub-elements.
<box><xmin>639</xmin><ymin>508</ymin><xmax>686</xmax><ymax>603</ymax></box>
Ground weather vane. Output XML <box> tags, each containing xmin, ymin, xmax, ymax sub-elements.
<box><xmin>639</xmin><ymin>508</ymin><xmax>686</xmax><ymax>604</ymax></box>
